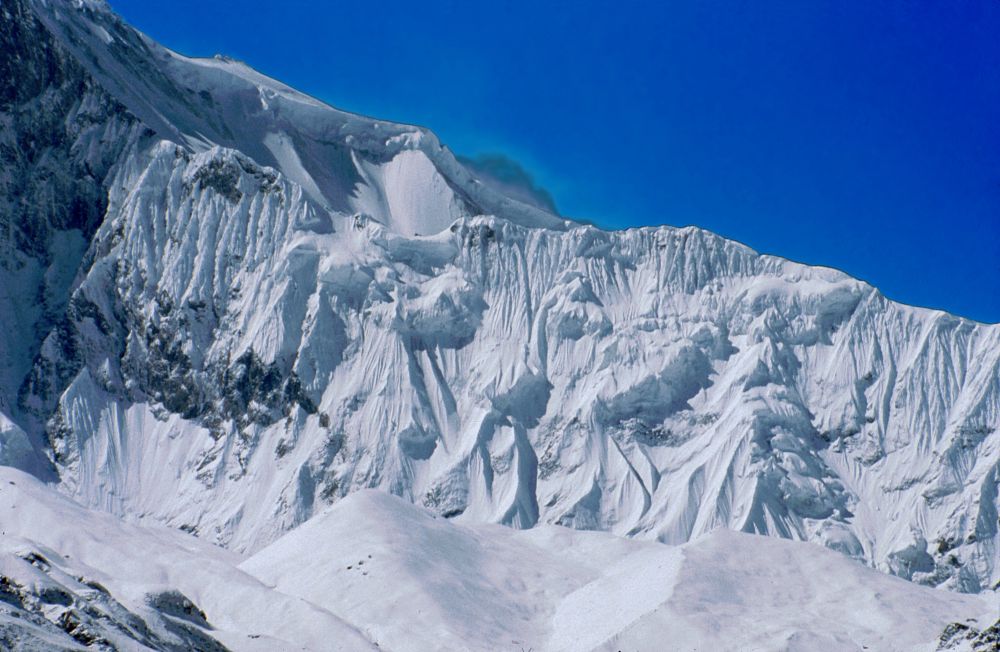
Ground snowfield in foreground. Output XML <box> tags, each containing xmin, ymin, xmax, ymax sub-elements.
<box><xmin>1</xmin><ymin>467</ymin><xmax>995</xmax><ymax>652</ymax></box>
<box><xmin>0</xmin><ymin>468</ymin><xmax>374</xmax><ymax>651</ymax></box>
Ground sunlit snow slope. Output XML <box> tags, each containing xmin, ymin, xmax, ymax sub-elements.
<box><xmin>0</xmin><ymin>0</ymin><xmax>998</xmax><ymax>599</ymax></box>
<box><xmin>241</xmin><ymin>489</ymin><xmax>998</xmax><ymax>652</ymax></box>
<box><xmin>1</xmin><ymin>466</ymin><xmax>995</xmax><ymax>652</ymax></box>
<box><xmin>0</xmin><ymin>467</ymin><xmax>376</xmax><ymax>651</ymax></box>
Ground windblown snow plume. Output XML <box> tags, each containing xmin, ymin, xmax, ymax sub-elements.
<box><xmin>0</xmin><ymin>1</ymin><xmax>998</xmax><ymax>649</ymax></box>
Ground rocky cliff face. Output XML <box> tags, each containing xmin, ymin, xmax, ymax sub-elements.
<box><xmin>0</xmin><ymin>0</ymin><xmax>147</xmax><ymax>476</ymax></box>
<box><xmin>1</xmin><ymin>0</ymin><xmax>997</xmax><ymax>594</ymax></box>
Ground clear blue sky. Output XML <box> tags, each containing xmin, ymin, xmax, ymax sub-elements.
<box><xmin>110</xmin><ymin>0</ymin><xmax>1000</xmax><ymax>323</ymax></box>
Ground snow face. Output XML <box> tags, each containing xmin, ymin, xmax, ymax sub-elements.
<box><xmin>27</xmin><ymin>0</ymin><xmax>565</xmax><ymax>234</ymax></box>
<box><xmin>1</xmin><ymin>0</ymin><xmax>998</xmax><ymax>606</ymax></box>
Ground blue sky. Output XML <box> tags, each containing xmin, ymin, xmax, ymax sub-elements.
<box><xmin>110</xmin><ymin>0</ymin><xmax>1000</xmax><ymax>323</ymax></box>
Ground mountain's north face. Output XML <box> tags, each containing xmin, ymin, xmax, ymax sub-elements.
<box><xmin>1</xmin><ymin>0</ymin><xmax>998</xmax><ymax>606</ymax></box>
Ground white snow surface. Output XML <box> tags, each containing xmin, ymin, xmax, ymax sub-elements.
<box><xmin>0</xmin><ymin>467</ymin><xmax>376</xmax><ymax>651</ymax></box>
<box><xmin>0</xmin><ymin>412</ymin><xmax>34</xmax><ymax>469</ymax></box>
<box><xmin>28</xmin><ymin>0</ymin><xmax>566</xmax><ymax>235</ymax></box>
<box><xmin>0</xmin><ymin>0</ymin><xmax>997</xmax><ymax>623</ymax></box>
<box><xmin>244</xmin><ymin>489</ymin><xmax>998</xmax><ymax>651</ymax></box>
<box><xmin>1</xmin><ymin>466</ymin><xmax>994</xmax><ymax>652</ymax></box>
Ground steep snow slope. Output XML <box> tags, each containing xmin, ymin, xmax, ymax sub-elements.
<box><xmin>1</xmin><ymin>0</ymin><xmax>998</xmax><ymax>597</ymax></box>
<box><xmin>242</xmin><ymin>489</ymin><xmax>997</xmax><ymax>652</ymax></box>
<box><xmin>27</xmin><ymin>0</ymin><xmax>565</xmax><ymax>234</ymax></box>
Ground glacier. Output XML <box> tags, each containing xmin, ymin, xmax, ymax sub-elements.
<box><xmin>0</xmin><ymin>0</ymin><xmax>998</xmax><ymax>630</ymax></box>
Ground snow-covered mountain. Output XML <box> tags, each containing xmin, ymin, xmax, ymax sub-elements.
<box><xmin>1</xmin><ymin>0</ymin><xmax>998</xmax><ymax>625</ymax></box>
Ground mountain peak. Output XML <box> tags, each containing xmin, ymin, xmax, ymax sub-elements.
<box><xmin>1</xmin><ymin>0</ymin><xmax>997</xmax><ymax>610</ymax></box>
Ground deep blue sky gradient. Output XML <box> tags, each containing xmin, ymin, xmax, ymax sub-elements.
<box><xmin>110</xmin><ymin>0</ymin><xmax>1000</xmax><ymax>322</ymax></box>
